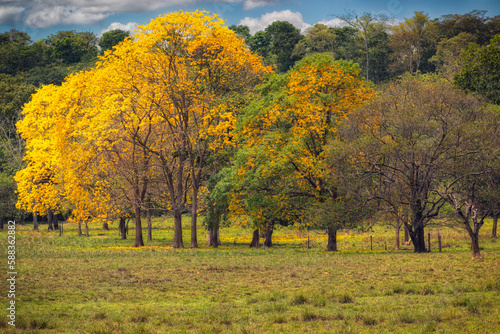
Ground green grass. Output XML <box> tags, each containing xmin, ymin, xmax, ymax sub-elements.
<box><xmin>0</xmin><ymin>216</ymin><xmax>499</xmax><ymax>333</ymax></box>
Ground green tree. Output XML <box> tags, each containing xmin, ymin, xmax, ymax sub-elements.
<box><xmin>248</xmin><ymin>31</ymin><xmax>271</xmax><ymax>62</ymax></box>
<box><xmin>47</xmin><ymin>30</ymin><xmax>98</xmax><ymax>64</ymax></box>
<box><xmin>430</xmin><ymin>32</ymin><xmax>477</xmax><ymax>81</ymax></box>
<box><xmin>330</xmin><ymin>26</ymin><xmax>360</xmax><ymax>62</ymax></box>
<box><xmin>367</xmin><ymin>30</ymin><xmax>391</xmax><ymax>82</ymax></box>
<box><xmin>0</xmin><ymin>74</ymin><xmax>34</xmax><ymax>226</ymax></box>
<box><xmin>0</xmin><ymin>29</ymin><xmax>36</xmax><ymax>75</ymax></box>
<box><xmin>455</xmin><ymin>34</ymin><xmax>500</xmax><ymax>104</ymax></box>
<box><xmin>99</xmin><ymin>30</ymin><xmax>130</xmax><ymax>54</ymax></box>
<box><xmin>338</xmin><ymin>11</ymin><xmax>390</xmax><ymax>82</ymax></box>
<box><xmin>438</xmin><ymin>10</ymin><xmax>495</xmax><ymax>45</ymax></box>
<box><xmin>292</xmin><ymin>24</ymin><xmax>336</xmax><ymax>58</ymax></box>
<box><xmin>264</xmin><ymin>21</ymin><xmax>303</xmax><ymax>73</ymax></box>
<box><xmin>229</xmin><ymin>25</ymin><xmax>251</xmax><ymax>44</ymax></box>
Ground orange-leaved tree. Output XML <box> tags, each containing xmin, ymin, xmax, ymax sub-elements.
<box><xmin>230</xmin><ymin>53</ymin><xmax>373</xmax><ymax>250</ymax></box>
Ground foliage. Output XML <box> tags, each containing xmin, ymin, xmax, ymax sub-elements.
<box><xmin>430</xmin><ymin>32</ymin><xmax>477</xmax><ymax>81</ymax></box>
<box><xmin>437</xmin><ymin>10</ymin><xmax>500</xmax><ymax>45</ymax></box>
<box><xmin>337</xmin><ymin>11</ymin><xmax>390</xmax><ymax>82</ymax></box>
<box><xmin>230</xmin><ymin>53</ymin><xmax>373</xmax><ymax>249</ymax></box>
<box><xmin>99</xmin><ymin>29</ymin><xmax>130</xmax><ymax>53</ymax></box>
<box><xmin>455</xmin><ymin>34</ymin><xmax>500</xmax><ymax>104</ymax></box>
<box><xmin>389</xmin><ymin>11</ymin><xmax>432</xmax><ymax>75</ymax></box>
<box><xmin>292</xmin><ymin>24</ymin><xmax>336</xmax><ymax>58</ymax></box>
<box><xmin>45</xmin><ymin>30</ymin><xmax>99</xmax><ymax>64</ymax></box>
<box><xmin>15</xmin><ymin>11</ymin><xmax>271</xmax><ymax>248</ymax></box>
<box><xmin>247</xmin><ymin>21</ymin><xmax>303</xmax><ymax>73</ymax></box>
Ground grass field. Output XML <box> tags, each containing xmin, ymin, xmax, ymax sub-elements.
<box><xmin>1</xmin><ymin>216</ymin><xmax>499</xmax><ymax>333</ymax></box>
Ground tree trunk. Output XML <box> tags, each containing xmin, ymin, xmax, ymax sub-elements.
<box><xmin>263</xmin><ymin>224</ymin><xmax>273</xmax><ymax>248</ymax></box>
<box><xmin>492</xmin><ymin>214</ymin><xmax>498</xmax><ymax>238</ymax></box>
<box><xmin>134</xmin><ymin>206</ymin><xmax>144</xmax><ymax>247</ymax></box>
<box><xmin>47</xmin><ymin>208</ymin><xmax>54</xmax><ymax>231</ymax></box>
<box><xmin>147</xmin><ymin>197</ymin><xmax>152</xmax><ymax>242</ymax></box>
<box><xmin>326</xmin><ymin>226</ymin><xmax>338</xmax><ymax>251</ymax></box>
<box><xmin>404</xmin><ymin>224</ymin><xmax>410</xmax><ymax>244</ymax></box>
<box><xmin>0</xmin><ymin>218</ymin><xmax>3</xmax><ymax>229</ymax></box>
<box><xmin>249</xmin><ymin>228</ymin><xmax>260</xmax><ymax>248</ymax></box>
<box><xmin>470</xmin><ymin>233</ymin><xmax>482</xmax><ymax>259</ymax></box>
<box><xmin>394</xmin><ymin>223</ymin><xmax>401</xmax><ymax>250</ymax></box>
<box><xmin>102</xmin><ymin>222</ymin><xmax>109</xmax><ymax>230</ymax></box>
<box><xmin>207</xmin><ymin>228</ymin><xmax>222</xmax><ymax>248</ymax></box>
<box><xmin>364</xmin><ymin>37</ymin><xmax>369</xmax><ymax>82</ymax></box>
<box><xmin>53</xmin><ymin>214</ymin><xmax>59</xmax><ymax>230</ymax></box>
<box><xmin>409</xmin><ymin>224</ymin><xmax>427</xmax><ymax>253</ymax></box>
<box><xmin>119</xmin><ymin>217</ymin><xmax>127</xmax><ymax>240</ymax></box>
<box><xmin>78</xmin><ymin>221</ymin><xmax>82</xmax><ymax>236</ymax></box>
<box><xmin>190</xmin><ymin>186</ymin><xmax>199</xmax><ymax>248</ymax></box>
<box><xmin>173</xmin><ymin>209</ymin><xmax>184</xmax><ymax>248</ymax></box>
<box><xmin>33</xmin><ymin>211</ymin><xmax>38</xmax><ymax>231</ymax></box>
<box><xmin>85</xmin><ymin>221</ymin><xmax>89</xmax><ymax>237</ymax></box>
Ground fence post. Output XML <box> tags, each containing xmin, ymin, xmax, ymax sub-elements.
<box><xmin>438</xmin><ymin>234</ymin><xmax>442</xmax><ymax>252</ymax></box>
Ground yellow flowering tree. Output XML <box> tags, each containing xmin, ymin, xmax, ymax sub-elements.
<box><xmin>16</xmin><ymin>11</ymin><xmax>270</xmax><ymax>247</ymax></box>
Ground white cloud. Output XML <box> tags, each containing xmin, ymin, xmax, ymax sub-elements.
<box><xmin>0</xmin><ymin>0</ymin><xmax>240</xmax><ymax>28</ymax></box>
<box><xmin>100</xmin><ymin>22</ymin><xmax>139</xmax><ymax>37</ymax></box>
<box><xmin>239</xmin><ymin>10</ymin><xmax>310</xmax><ymax>34</ymax></box>
<box><xmin>316</xmin><ymin>18</ymin><xmax>349</xmax><ymax>28</ymax></box>
<box><xmin>23</xmin><ymin>5</ymin><xmax>110</xmax><ymax>28</ymax></box>
<box><xmin>0</xmin><ymin>6</ymin><xmax>25</xmax><ymax>25</ymax></box>
<box><xmin>242</xmin><ymin>0</ymin><xmax>279</xmax><ymax>10</ymax></box>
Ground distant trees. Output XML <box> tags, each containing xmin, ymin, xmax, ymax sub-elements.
<box><xmin>389</xmin><ymin>12</ymin><xmax>431</xmax><ymax>75</ymax></box>
<box><xmin>99</xmin><ymin>30</ymin><xmax>130</xmax><ymax>53</ymax></box>
<box><xmin>244</xmin><ymin>21</ymin><xmax>303</xmax><ymax>73</ymax></box>
<box><xmin>292</xmin><ymin>24</ymin><xmax>336</xmax><ymax>58</ymax></box>
<box><xmin>337</xmin><ymin>11</ymin><xmax>390</xmax><ymax>82</ymax></box>
<box><xmin>455</xmin><ymin>34</ymin><xmax>500</xmax><ymax>104</ymax></box>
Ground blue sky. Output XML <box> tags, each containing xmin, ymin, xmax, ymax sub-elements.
<box><xmin>1</xmin><ymin>0</ymin><xmax>500</xmax><ymax>41</ymax></box>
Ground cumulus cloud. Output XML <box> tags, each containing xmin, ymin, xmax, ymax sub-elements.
<box><xmin>0</xmin><ymin>6</ymin><xmax>25</xmax><ymax>25</ymax></box>
<box><xmin>239</xmin><ymin>10</ymin><xmax>311</xmax><ymax>34</ymax></box>
<box><xmin>0</xmin><ymin>0</ymin><xmax>239</xmax><ymax>28</ymax></box>
<box><xmin>242</xmin><ymin>0</ymin><xmax>279</xmax><ymax>10</ymax></box>
<box><xmin>100</xmin><ymin>22</ymin><xmax>139</xmax><ymax>37</ymax></box>
<box><xmin>316</xmin><ymin>18</ymin><xmax>349</xmax><ymax>28</ymax></box>
<box><xmin>23</xmin><ymin>5</ymin><xmax>110</xmax><ymax>28</ymax></box>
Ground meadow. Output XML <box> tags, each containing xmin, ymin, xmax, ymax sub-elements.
<box><xmin>1</xmin><ymin>217</ymin><xmax>499</xmax><ymax>333</ymax></box>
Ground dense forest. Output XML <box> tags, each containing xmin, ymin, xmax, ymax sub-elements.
<box><xmin>1</xmin><ymin>10</ymin><xmax>499</xmax><ymax>258</ymax></box>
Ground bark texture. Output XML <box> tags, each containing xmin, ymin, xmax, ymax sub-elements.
<box><xmin>134</xmin><ymin>206</ymin><xmax>144</xmax><ymax>247</ymax></box>
<box><xmin>249</xmin><ymin>229</ymin><xmax>260</xmax><ymax>248</ymax></box>
<box><xmin>119</xmin><ymin>217</ymin><xmax>127</xmax><ymax>240</ymax></box>
<box><xmin>326</xmin><ymin>226</ymin><xmax>338</xmax><ymax>251</ymax></box>
<box><xmin>492</xmin><ymin>214</ymin><xmax>498</xmax><ymax>238</ymax></box>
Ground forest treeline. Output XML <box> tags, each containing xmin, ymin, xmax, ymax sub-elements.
<box><xmin>1</xmin><ymin>10</ymin><xmax>499</xmax><ymax>258</ymax></box>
